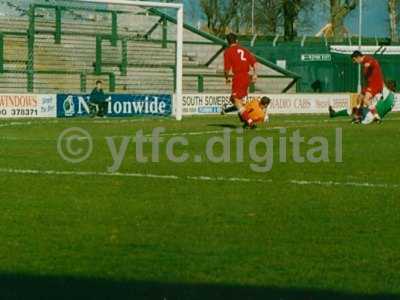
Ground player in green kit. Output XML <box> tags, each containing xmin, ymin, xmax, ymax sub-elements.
<box><xmin>361</xmin><ymin>88</ymin><xmax>395</xmax><ymax>124</ymax></box>
<box><xmin>329</xmin><ymin>85</ymin><xmax>396</xmax><ymax>124</ymax></box>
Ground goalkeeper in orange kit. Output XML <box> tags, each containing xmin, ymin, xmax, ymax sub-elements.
<box><xmin>221</xmin><ymin>96</ymin><xmax>271</xmax><ymax>129</ymax></box>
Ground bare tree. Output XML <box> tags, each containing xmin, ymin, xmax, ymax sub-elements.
<box><xmin>256</xmin><ymin>0</ymin><xmax>281</xmax><ymax>35</ymax></box>
<box><xmin>199</xmin><ymin>0</ymin><xmax>241</xmax><ymax>36</ymax></box>
<box><xmin>282</xmin><ymin>0</ymin><xmax>314</xmax><ymax>40</ymax></box>
<box><xmin>198</xmin><ymin>0</ymin><xmax>313</xmax><ymax>38</ymax></box>
<box><xmin>233</xmin><ymin>0</ymin><xmax>250</xmax><ymax>33</ymax></box>
<box><xmin>388</xmin><ymin>0</ymin><xmax>399</xmax><ymax>43</ymax></box>
<box><xmin>242</xmin><ymin>0</ymin><xmax>312</xmax><ymax>38</ymax></box>
<box><xmin>330</xmin><ymin>0</ymin><xmax>358</xmax><ymax>40</ymax></box>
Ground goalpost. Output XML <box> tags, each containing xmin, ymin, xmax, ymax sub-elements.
<box><xmin>71</xmin><ymin>0</ymin><xmax>184</xmax><ymax>120</ymax></box>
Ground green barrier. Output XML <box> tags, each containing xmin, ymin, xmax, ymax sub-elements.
<box><xmin>111</xmin><ymin>11</ymin><xmax>118</xmax><ymax>47</ymax></box>
<box><xmin>205</xmin><ymin>46</ymin><xmax>225</xmax><ymax>67</ymax></box>
<box><xmin>121</xmin><ymin>38</ymin><xmax>128</xmax><ymax>76</ymax></box>
<box><xmin>250</xmin><ymin>83</ymin><xmax>255</xmax><ymax>93</ymax></box>
<box><xmin>95</xmin><ymin>36</ymin><xmax>102</xmax><ymax>75</ymax></box>
<box><xmin>109</xmin><ymin>73</ymin><xmax>116</xmax><ymax>92</ymax></box>
<box><xmin>28</xmin><ymin>5</ymin><xmax>35</xmax><ymax>42</ymax></box>
<box><xmin>144</xmin><ymin>18</ymin><xmax>162</xmax><ymax>39</ymax></box>
<box><xmin>27</xmin><ymin>5</ymin><xmax>35</xmax><ymax>92</ymax></box>
<box><xmin>162</xmin><ymin>16</ymin><xmax>167</xmax><ymax>49</ymax></box>
<box><xmin>55</xmin><ymin>6</ymin><xmax>62</xmax><ymax>44</ymax></box>
<box><xmin>197</xmin><ymin>75</ymin><xmax>204</xmax><ymax>92</ymax></box>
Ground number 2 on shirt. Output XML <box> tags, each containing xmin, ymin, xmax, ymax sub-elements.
<box><xmin>237</xmin><ymin>49</ymin><xmax>247</xmax><ymax>61</ymax></box>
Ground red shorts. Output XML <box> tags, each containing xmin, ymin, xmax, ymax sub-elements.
<box><xmin>362</xmin><ymin>84</ymin><xmax>383</xmax><ymax>97</ymax></box>
<box><xmin>231</xmin><ymin>73</ymin><xmax>250</xmax><ymax>100</ymax></box>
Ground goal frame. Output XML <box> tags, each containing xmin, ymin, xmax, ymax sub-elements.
<box><xmin>72</xmin><ymin>0</ymin><xmax>184</xmax><ymax>120</ymax></box>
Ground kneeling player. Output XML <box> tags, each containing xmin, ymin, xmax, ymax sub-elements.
<box><xmin>241</xmin><ymin>96</ymin><xmax>271</xmax><ymax>129</ymax></box>
<box><xmin>362</xmin><ymin>88</ymin><xmax>395</xmax><ymax>124</ymax></box>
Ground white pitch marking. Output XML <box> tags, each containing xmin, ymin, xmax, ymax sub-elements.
<box><xmin>143</xmin><ymin>127</ymin><xmax>283</xmax><ymax>138</ymax></box>
<box><xmin>291</xmin><ymin>180</ymin><xmax>400</xmax><ymax>189</ymax></box>
<box><xmin>0</xmin><ymin>136</ymin><xmax>89</xmax><ymax>141</ymax></box>
<box><xmin>284</xmin><ymin>119</ymin><xmax>348</xmax><ymax>124</ymax></box>
<box><xmin>0</xmin><ymin>168</ymin><xmax>179</xmax><ymax>180</ymax></box>
<box><xmin>0</xmin><ymin>121</ymin><xmax>34</xmax><ymax>128</ymax></box>
<box><xmin>0</xmin><ymin>168</ymin><xmax>398</xmax><ymax>189</ymax></box>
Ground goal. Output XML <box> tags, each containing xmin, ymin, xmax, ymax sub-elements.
<box><xmin>74</xmin><ymin>0</ymin><xmax>184</xmax><ymax>120</ymax></box>
<box><xmin>0</xmin><ymin>0</ymin><xmax>184</xmax><ymax>120</ymax></box>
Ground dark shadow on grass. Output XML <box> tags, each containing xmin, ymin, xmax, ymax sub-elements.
<box><xmin>0</xmin><ymin>273</ymin><xmax>398</xmax><ymax>300</ymax></box>
<box><xmin>208</xmin><ymin>123</ymin><xmax>238</xmax><ymax>129</ymax></box>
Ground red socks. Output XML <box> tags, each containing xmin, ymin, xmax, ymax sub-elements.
<box><xmin>241</xmin><ymin>111</ymin><xmax>254</xmax><ymax>126</ymax></box>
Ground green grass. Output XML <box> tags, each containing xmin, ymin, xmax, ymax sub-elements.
<box><xmin>0</xmin><ymin>114</ymin><xmax>399</xmax><ymax>300</ymax></box>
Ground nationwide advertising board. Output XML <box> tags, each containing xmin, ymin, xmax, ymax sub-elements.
<box><xmin>0</xmin><ymin>94</ymin><xmax>56</xmax><ymax>118</ymax></box>
<box><xmin>57</xmin><ymin>94</ymin><xmax>172</xmax><ymax>117</ymax></box>
<box><xmin>182</xmin><ymin>93</ymin><xmax>351</xmax><ymax>115</ymax></box>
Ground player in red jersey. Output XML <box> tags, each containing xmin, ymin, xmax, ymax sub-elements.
<box><xmin>351</xmin><ymin>51</ymin><xmax>384</xmax><ymax>123</ymax></box>
<box><xmin>221</xmin><ymin>33</ymin><xmax>258</xmax><ymax>127</ymax></box>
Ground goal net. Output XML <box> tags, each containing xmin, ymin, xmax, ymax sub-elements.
<box><xmin>0</xmin><ymin>0</ymin><xmax>184</xmax><ymax>120</ymax></box>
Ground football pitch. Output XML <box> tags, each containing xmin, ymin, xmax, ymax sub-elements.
<box><xmin>0</xmin><ymin>114</ymin><xmax>399</xmax><ymax>299</ymax></box>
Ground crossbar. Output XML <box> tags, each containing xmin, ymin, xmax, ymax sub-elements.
<box><xmin>70</xmin><ymin>0</ymin><xmax>183</xmax><ymax>10</ymax></box>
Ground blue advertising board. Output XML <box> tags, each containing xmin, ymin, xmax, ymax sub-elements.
<box><xmin>57</xmin><ymin>94</ymin><xmax>172</xmax><ymax>117</ymax></box>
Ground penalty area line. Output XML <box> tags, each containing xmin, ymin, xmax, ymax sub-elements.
<box><xmin>0</xmin><ymin>168</ymin><xmax>398</xmax><ymax>189</ymax></box>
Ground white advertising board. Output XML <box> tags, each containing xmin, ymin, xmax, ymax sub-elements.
<box><xmin>182</xmin><ymin>93</ymin><xmax>351</xmax><ymax>115</ymax></box>
<box><xmin>0</xmin><ymin>94</ymin><xmax>56</xmax><ymax>118</ymax></box>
